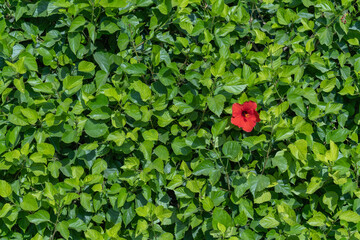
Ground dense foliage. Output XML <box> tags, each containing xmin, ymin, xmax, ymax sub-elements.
<box><xmin>1</xmin><ymin>0</ymin><xmax>360</xmax><ymax>239</ymax></box>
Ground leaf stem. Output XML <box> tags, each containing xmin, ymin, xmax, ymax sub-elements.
<box><xmin>50</xmin><ymin>203</ymin><xmax>64</xmax><ymax>240</ymax></box>
<box><xmin>213</xmin><ymin>141</ymin><xmax>231</xmax><ymax>191</ymax></box>
<box><xmin>261</xmin><ymin>122</ymin><xmax>275</xmax><ymax>175</ymax></box>
<box><xmin>196</xmin><ymin>105</ymin><xmax>207</xmax><ymax>130</ymax></box>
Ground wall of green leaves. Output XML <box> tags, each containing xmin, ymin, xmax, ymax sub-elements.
<box><xmin>1</xmin><ymin>0</ymin><xmax>360</xmax><ymax>239</ymax></box>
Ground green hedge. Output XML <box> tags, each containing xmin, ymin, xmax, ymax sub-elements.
<box><xmin>1</xmin><ymin>0</ymin><xmax>360</xmax><ymax>239</ymax></box>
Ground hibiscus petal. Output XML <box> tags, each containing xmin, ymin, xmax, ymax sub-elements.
<box><xmin>231</xmin><ymin>101</ymin><xmax>260</xmax><ymax>132</ymax></box>
<box><xmin>253</xmin><ymin>110</ymin><xmax>260</xmax><ymax>122</ymax></box>
<box><xmin>242</xmin><ymin>101</ymin><xmax>257</xmax><ymax>111</ymax></box>
<box><xmin>231</xmin><ymin>116</ymin><xmax>245</xmax><ymax>128</ymax></box>
<box><xmin>232</xmin><ymin>103</ymin><xmax>243</xmax><ymax>117</ymax></box>
<box><xmin>241</xmin><ymin>119</ymin><xmax>257</xmax><ymax>132</ymax></box>
<box><xmin>248</xmin><ymin>109</ymin><xmax>260</xmax><ymax>123</ymax></box>
<box><xmin>231</xmin><ymin>116</ymin><xmax>257</xmax><ymax>132</ymax></box>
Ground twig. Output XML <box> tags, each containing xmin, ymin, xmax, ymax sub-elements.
<box><xmin>212</xmin><ymin>141</ymin><xmax>231</xmax><ymax>191</ymax></box>
<box><xmin>196</xmin><ymin>105</ymin><xmax>207</xmax><ymax>130</ymax></box>
<box><xmin>261</xmin><ymin>123</ymin><xmax>275</xmax><ymax>175</ymax></box>
<box><xmin>252</xmin><ymin>42</ymin><xmax>259</xmax><ymax>52</ymax></box>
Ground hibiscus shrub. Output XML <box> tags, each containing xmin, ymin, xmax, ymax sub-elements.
<box><xmin>1</xmin><ymin>0</ymin><xmax>360</xmax><ymax>239</ymax></box>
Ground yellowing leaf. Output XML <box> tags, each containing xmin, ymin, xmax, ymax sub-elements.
<box><xmin>288</xmin><ymin>139</ymin><xmax>307</xmax><ymax>163</ymax></box>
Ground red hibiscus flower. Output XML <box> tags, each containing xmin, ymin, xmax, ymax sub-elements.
<box><xmin>231</xmin><ymin>101</ymin><xmax>260</xmax><ymax>132</ymax></box>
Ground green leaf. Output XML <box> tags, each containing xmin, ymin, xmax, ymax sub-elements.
<box><xmin>328</xmin><ymin>129</ymin><xmax>349</xmax><ymax>143</ymax></box>
<box><xmin>0</xmin><ymin>203</ymin><xmax>13</xmax><ymax>218</ymax></box>
<box><xmin>87</xmin><ymin>22</ymin><xmax>96</xmax><ymax>42</ymax></box>
<box><xmin>248</xmin><ymin>175</ymin><xmax>270</xmax><ymax>196</ymax></box>
<box><xmin>320</xmin><ymin>78</ymin><xmax>336</xmax><ymax>92</ymax></box>
<box><xmin>306</xmin><ymin>177</ymin><xmax>323</xmax><ymax>194</ymax></box>
<box><xmin>84</xmin><ymin>119</ymin><xmax>108</xmax><ymax>138</ymax></box>
<box><xmin>80</xmin><ymin>193</ymin><xmax>93</xmax><ymax>212</ymax></box>
<box><xmin>23</xmin><ymin>55</ymin><xmax>38</xmax><ymax>72</ymax></box>
<box><xmin>242</xmin><ymin>135</ymin><xmax>267</xmax><ymax>148</ymax></box>
<box><xmin>316</xmin><ymin>1</ymin><xmax>335</xmax><ymax>12</ymax></box>
<box><xmin>179</xmin><ymin>15</ymin><xmax>193</xmax><ymax>34</ymax></box>
<box><xmin>78</xmin><ymin>61</ymin><xmax>96</xmax><ymax>72</ymax></box>
<box><xmin>124</xmin><ymin>64</ymin><xmax>147</xmax><ymax>75</ymax></box>
<box><xmin>339</xmin><ymin>210</ymin><xmax>360</xmax><ymax>223</ymax></box>
<box><xmin>69</xmin><ymin>16</ymin><xmax>86</xmax><ymax>32</ymax></box>
<box><xmin>277</xmin><ymin>8</ymin><xmax>291</xmax><ymax>25</ymax></box>
<box><xmin>323</xmin><ymin>191</ymin><xmax>338</xmax><ymax>212</ymax></box>
<box><xmin>171</xmin><ymin>137</ymin><xmax>191</xmax><ymax>156</ymax></box>
<box><xmin>63</xmin><ymin>76</ymin><xmax>83</xmax><ymax>96</ymax></box>
<box><xmin>6</xmin><ymin>58</ymin><xmax>26</xmax><ymax>74</ymax></box>
<box><xmin>3</xmin><ymin>150</ymin><xmax>20</xmax><ymax>163</ymax></box>
<box><xmin>317</xmin><ymin>27</ymin><xmax>333</xmax><ymax>46</ymax></box>
<box><xmin>88</xmin><ymin>94</ymin><xmax>109</xmax><ymax>110</ymax></box>
<box><xmin>154</xmin><ymin>145</ymin><xmax>169</xmax><ymax>161</ymax></box>
<box><xmin>173</xmin><ymin>99</ymin><xmax>194</xmax><ymax>114</ymax></box>
<box><xmin>193</xmin><ymin>160</ymin><xmax>215</xmax><ymax>176</ymax></box>
<box><xmin>62</xmin><ymin>129</ymin><xmax>78</xmax><ymax>143</ymax></box>
<box><xmin>85</xmin><ymin>229</ymin><xmax>103</xmax><ymax>240</ymax></box>
<box><xmin>223</xmin><ymin>84</ymin><xmax>247</xmax><ymax>95</ymax></box>
<box><xmin>57</xmin><ymin>221</ymin><xmax>70</xmax><ymax>239</ymax></box>
<box><xmin>92</xmin><ymin>159</ymin><xmax>107</xmax><ymax>174</ymax></box>
<box><xmin>211</xmin><ymin>0</ymin><xmax>224</xmax><ymax>16</ymax></box>
<box><xmin>158</xmin><ymin>0</ymin><xmax>172</xmax><ymax>15</ymax></box>
<box><xmin>117</xmin><ymin>33</ymin><xmax>129</xmax><ymax>51</ymax></box>
<box><xmin>222</xmin><ymin>141</ymin><xmax>241</xmax><ymax>159</ymax></box>
<box><xmin>0</xmin><ymin>180</ymin><xmax>12</xmax><ymax>198</ymax></box>
<box><xmin>210</xmin><ymin>58</ymin><xmax>226</xmax><ymax>77</ymax></box>
<box><xmin>207</xmin><ymin>95</ymin><xmax>226</xmax><ymax>117</ymax></box>
<box><xmin>273</xmin><ymin>101</ymin><xmax>289</xmax><ymax>117</ymax></box>
<box><xmin>275</xmin><ymin>129</ymin><xmax>294</xmax><ymax>142</ymax></box>
<box><xmin>212</xmin><ymin>207</ymin><xmax>233</xmax><ymax>229</ymax></box>
<box><xmin>106</xmin><ymin>223</ymin><xmax>121</xmax><ymax>238</ymax></box>
<box><xmin>8</xmin><ymin>114</ymin><xmax>28</xmax><ymax>126</ymax></box>
<box><xmin>143</xmin><ymin>129</ymin><xmax>158</xmax><ymax>141</ymax></box>
<box><xmin>68</xmin><ymin>32</ymin><xmax>81</xmax><ymax>54</ymax></box>
<box><xmin>106</xmin><ymin>130</ymin><xmax>125</xmax><ymax>146</ymax></box>
<box><xmin>99</xmin><ymin>0</ymin><xmax>127</xmax><ymax>8</ymax></box>
<box><xmin>259</xmin><ymin>214</ymin><xmax>280</xmax><ymax>228</ymax></box>
<box><xmin>7</xmin><ymin>126</ymin><xmax>21</xmax><ymax>147</ymax></box>
<box><xmin>14</xmin><ymin>77</ymin><xmax>25</xmax><ymax>93</ymax></box>
<box><xmin>288</xmin><ymin>139</ymin><xmax>307</xmax><ymax>163</ymax></box>
<box><xmin>26</xmin><ymin>210</ymin><xmax>50</xmax><ymax>225</ymax></box>
<box><xmin>254</xmin><ymin>191</ymin><xmax>271</xmax><ymax>204</ymax></box>
<box><xmin>132</xmin><ymin>80</ymin><xmax>152</xmax><ymax>101</ymax></box>
<box><xmin>325</xmin><ymin>103</ymin><xmax>343</xmax><ymax>115</ymax></box>
<box><xmin>94</xmin><ymin>51</ymin><xmax>113</xmax><ymax>73</ymax></box>
<box><xmin>272</xmin><ymin>151</ymin><xmax>288</xmax><ymax>173</ymax></box>
<box><xmin>139</xmin><ymin>140</ymin><xmax>154</xmax><ymax>161</ymax></box>
<box><xmin>202</xmin><ymin>197</ymin><xmax>214</xmax><ymax>212</ymax></box>
<box><xmin>155</xmin><ymin>206</ymin><xmax>172</xmax><ymax>222</ymax></box>
<box><xmin>117</xmin><ymin>188</ymin><xmax>128</xmax><ymax>208</ymax></box>
<box><xmin>325</xmin><ymin>141</ymin><xmax>338</xmax><ymax>162</ymax></box>
<box><xmin>185</xmin><ymin>135</ymin><xmax>206</xmax><ymax>149</ymax></box>
<box><xmin>20</xmin><ymin>194</ymin><xmax>39</xmax><ymax>211</ymax></box>
<box><xmin>277</xmin><ymin>202</ymin><xmax>297</xmax><ymax>226</ymax></box>
<box><xmin>186</xmin><ymin>179</ymin><xmax>205</xmax><ymax>193</ymax></box>
<box><xmin>211</xmin><ymin>119</ymin><xmax>228</xmax><ymax>137</ymax></box>
<box><xmin>21</xmin><ymin>108</ymin><xmax>39</xmax><ymax>125</ymax></box>
<box><xmin>307</xmin><ymin>211</ymin><xmax>326</xmax><ymax>226</ymax></box>
<box><xmin>37</xmin><ymin>143</ymin><xmax>55</xmax><ymax>157</ymax></box>
<box><xmin>33</xmin><ymin>83</ymin><xmax>54</xmax><ymax>94</ymax></box>
<box><xmin>254</xmin><ymin>29</ymin><xmax>267</xmax><ymax>44</ymax></box>
<box><xmin>100</xmin><ymin>20</ymin><xmax>120</xmax><ymax>33</ymax></box>
<box><xmin>88</xmin><ymin>106</ymin><xmax>112</xmax><ymax>120</ymax></box>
